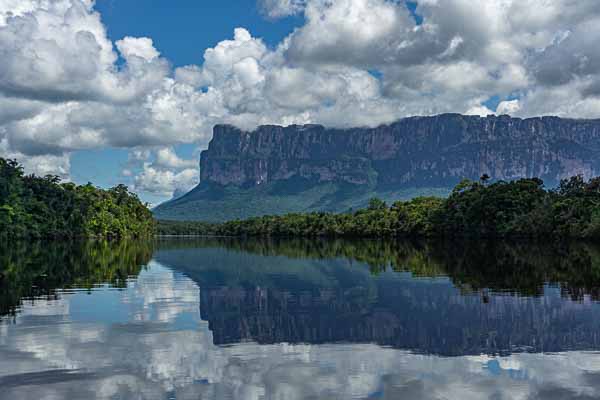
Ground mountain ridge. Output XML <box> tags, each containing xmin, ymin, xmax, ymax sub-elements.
<box><xmin>154</xmin><ymin>114</ymin><xmax>600</xmax><ymax>221</ymax></box>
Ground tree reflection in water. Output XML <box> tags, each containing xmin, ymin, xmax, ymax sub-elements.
<box><xmin>0</xmin><ymin>240</ymin><xmax>153</xmax><ymax>317</ymax></box>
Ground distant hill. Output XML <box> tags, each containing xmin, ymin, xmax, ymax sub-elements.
<box><xmin>154</xmin><ymin>114</ymin><xmax>600</xmax><ymax>222</ymax></box>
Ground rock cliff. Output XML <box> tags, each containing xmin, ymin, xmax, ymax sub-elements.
<box><xmin>201</xmin><ymin>114</ymin><xmax>600</xmax><ymax>187</ymax></box>
<box><xmin>155</xmin><ymin>114</ymin><xmax>600</xmax><ymax>221</ymax></box>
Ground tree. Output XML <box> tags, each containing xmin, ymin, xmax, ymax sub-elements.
<box><xmin>368</xmin><ymin>197</ymin><xmax>387</xmax><ymax>211</ymax></box>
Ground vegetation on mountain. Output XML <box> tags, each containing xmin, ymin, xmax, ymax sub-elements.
<box><xmin>153</xmin><ymin>179</ymin><xmax>451</xmax><ymax>222</ymax></box>
<box><xmin>0</xmin><ymin>158</ymin><xmax>155</xmax><ymax>238</ymax></box>
<box><xmin>157</xmin><ymin>175</ymin><xmax>600</xmax><ymax>240</ymax></box>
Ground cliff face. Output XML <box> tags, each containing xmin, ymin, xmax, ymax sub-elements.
<box><xmin>200</xmin><ymin>114</ymin><xmax>600</xmax><ymax>188</ymax></box>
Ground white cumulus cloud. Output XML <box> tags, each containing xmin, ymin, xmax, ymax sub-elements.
<box><xmin>258</xmin><ymin>0</ymin><xmax>306</xmax><ymax>18</ymax></box>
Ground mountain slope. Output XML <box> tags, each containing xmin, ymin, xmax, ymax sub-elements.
<box><xmin>154</xmin><ymin>179</ymin><xmax>450</xmax><ymax>221</ymax></box>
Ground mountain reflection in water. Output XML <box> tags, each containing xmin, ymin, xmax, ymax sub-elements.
<box><xmin>1</xmin><ymin>238</ymin><xmax>600</xmax><ymax>399</ymax></box>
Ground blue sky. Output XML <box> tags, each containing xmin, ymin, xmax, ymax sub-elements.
<box><xmin>95</xmin><ymin>0</ymin><xmax>304</xmax><ymax>66</ymax></box>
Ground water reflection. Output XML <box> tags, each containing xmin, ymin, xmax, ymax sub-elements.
<box><xmin>155</xmin><ymin>238</ymin><xmax>600</xmax><ymax>356</ymax></box>
<box><xmin>1</xmin><ymin>238</ymin><xmax>600</xmax><ymax>399</ymax></box>
<box><xmin>164</xmin><ymin>237</ymin><xmax>600</xmax><ymax>300</ymax></box>
<box><xmin>0</xmin><ymin>240</ymin><xmax>153</xmax><ymax>317</ymax></box>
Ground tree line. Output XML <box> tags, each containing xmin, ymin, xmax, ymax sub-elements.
<box><xmin>0</xmin><ymin>158</ymin><xmax>155</xmax><ymax>238</ymax></box>
<box><xmin>158</xmin><ymin>175</ymin><xmax>600</xmax><ymax>239</ymax></box>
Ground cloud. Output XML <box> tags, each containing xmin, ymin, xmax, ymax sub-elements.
<box><xmin>2</xmin><ymin>0</ymin><xmax>600</xmax><ymax>199</ymax></box>
<box><xmin>154</xmin><ymin>147</ymin><xmax>197</xmax><ymax>170</ymax></box>
<box><xmin>258</xmin><ymin>0</ymin><xmax>306</xmax><ymax>18</ymax></box>
<box><xmin>134</xmin><ymin>165</ymin><xmax>198</xmax><ymax>197</ymax></box>
<box><xmin>286</xmin><ymin>0</ymin><xmax>418</xmax><ymax>68</ymax></box>
<box><xmin>124</xmin><ymin>147</ymin><xmax>199</xmax><ymax>198</ymax></box>
<box><xmin>281</xmin><ymin>0</ymin><xmax>600</xmax><ymax>119</ymax></box>
<box><xmin>497</xmin><ymin>99</ymin><xmax>521</xmax><ymax>115</ymax></box>
<box><xmin>465</xmin><ymin>105</ymin><xmax>494</xmax><ymax>117</ymax></box>
<box><xmin>115</xmin><ymin>37</ymin><xmax>160</xmax><ymax>61</ymax></box>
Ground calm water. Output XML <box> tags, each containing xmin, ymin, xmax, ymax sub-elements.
<box><xmin>2</xmin><ymin>239</ymin><xmax>600</xmax><ymax>399</ymax></box>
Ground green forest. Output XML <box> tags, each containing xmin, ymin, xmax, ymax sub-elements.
<box><xmin>0</xmin><ymin>158</ymin><xmax>155</xmax><ymax>238</ymax></box>
<box><xmin>158</xmin><ymin>175</ymin><xmax>600</xmax><ymax>240</ymax></box>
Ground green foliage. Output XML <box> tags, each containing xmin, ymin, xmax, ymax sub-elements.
<box><xmin>368</xmin><ymin>197</ymin><xmax>387</xmax><ymax>210</ymax></box>
<box><xmin>158</xmin><ymin>175</ymin><xmax>600</xmax><ymax>240</ymax></box>
<box><xmin>435</xmin><ymin>176</ymin><xmax>600</xmax><ymax>239</ymax></box>
<box><xmin>156</xmin><ymin>220</ymin><xmax>216</xmax><ymax>236</ymax></box>
<box><xmin>0</xmin><ymin>158</ymin><xmax>155</xmax><ymax>238</ymax></box>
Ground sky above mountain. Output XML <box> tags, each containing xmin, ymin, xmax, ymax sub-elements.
<box><xmin>1</xmin><ymin>0</ymin><xmax>600</xmax><ymax>204</ymax></box>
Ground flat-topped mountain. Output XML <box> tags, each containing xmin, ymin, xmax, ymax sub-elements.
<box><xmin>154</xmin><ymin>114</ymin><xmax>600</xmax><ymax>222</ymax></box>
